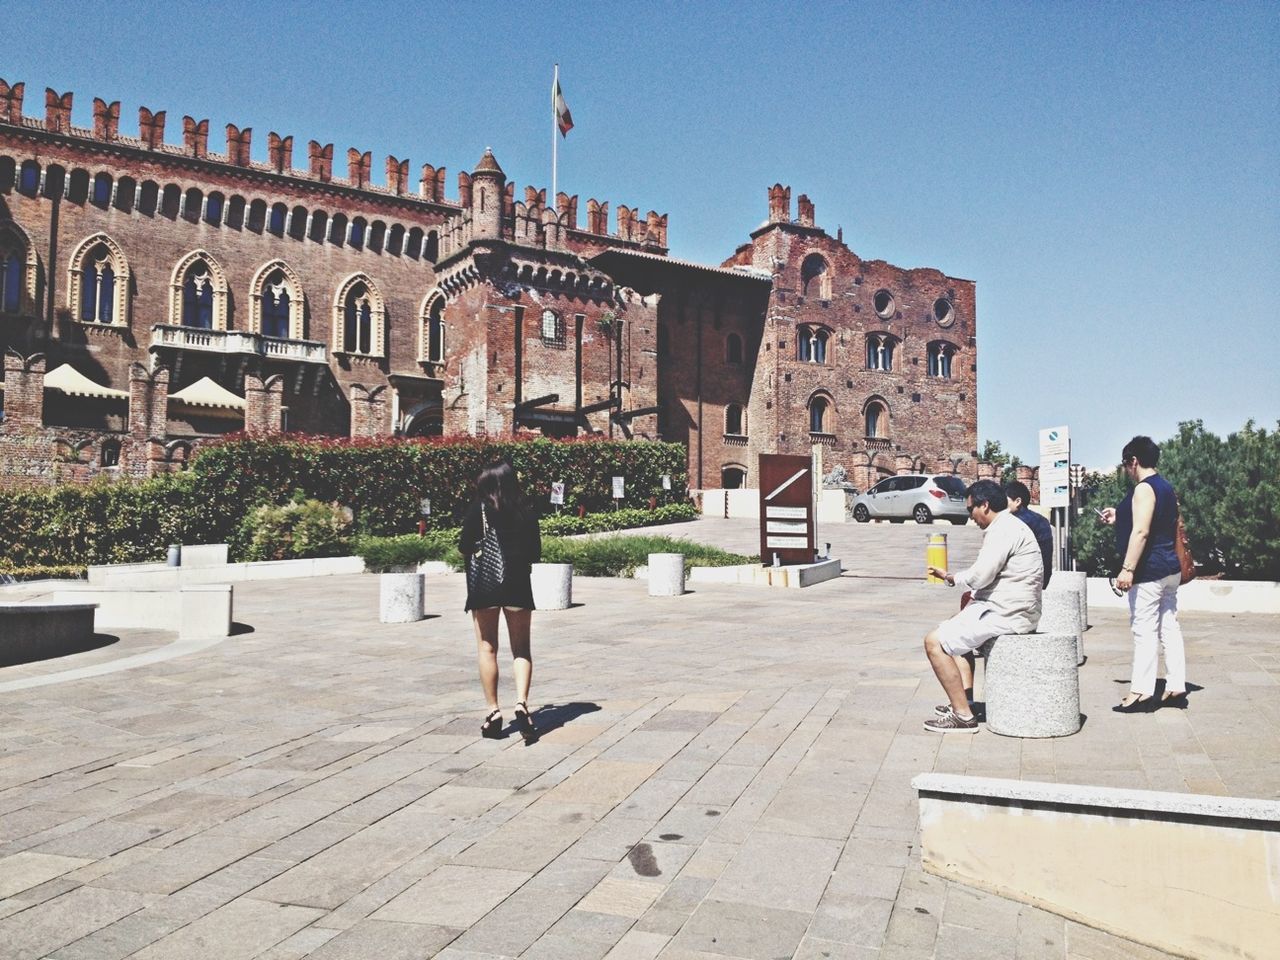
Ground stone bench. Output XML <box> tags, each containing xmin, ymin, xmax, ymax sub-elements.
<box><xmin>1040</xmin><ymin>582</ymin><xmax>1085</xmax><ymax>665</ymax></box>
<box><xmin>980</xmin><ymin>632</ymin><xmax>1081</xmax><ymax>737</ymax></box>
<box><xmin>0</xmin><ymin>602</ymin><xmax>98</xmax><ymax>666</ymax></box>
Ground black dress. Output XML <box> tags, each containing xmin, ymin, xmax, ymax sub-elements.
<box><xmin>458</xmin><ymin>499</ymin><xmax>542</xmax><ymax>611</ymax></box>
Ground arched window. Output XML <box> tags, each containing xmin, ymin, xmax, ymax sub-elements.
<box><xmin>308</xmin><ymin>210</ymin><xmax>328</xmax><ymax>243</ymax></box>
<box><xmin>100</xmin><ymin>440</ymin><xmax>121</xmax><ymax>468</ymax></box>
<box><xmin>387</xmin><ymin>224</ymin><xmax>405</xmax><ymax>256</ymax></box>
<box><xmin>115</xmin><ymin>176</ymin><xmax>136</xmax><ymax>213</ymax></box>
<box><xmin>809</xmin><ymin>395</ymin><xmax>831</xmax><ymax>434</ymax></box>
<box><xmin>725</xmin><ymin>403</ymin><xmax>746</xmax><ymax>436</ymax></box>
<box><xmin>67</xmin><ymin>169</ymin><xmax>89</xmax><ymax>204</ymax></box>
<box><xmin>204</xmin><ymin>191</ymin><xmax>224</xmax><ymax>225</ymax></box>
<box><xmin>0</xmin><ymin>224</ymin><xmax>35</xmax><ymax>316</ymax></box>
<box><xmin>288</xmin><ymin>206</ymin><xmax>307</xmax><ymax>240</ymax></box>
<box><xmin>721</xmin><ymin>465</ymin><xmax>747</xmax><ymax>489</ymax></box>
<box><xmin>328</xmin><ymin>213</ymin><xmax>348</xmax><ymax>246</ymax></box>
<box><xmin>866</xmin><ymin>334</ymin><xmax>895</xmax><ymax>371</ymax></box>
<box><xmin>798</xmin><ymin>326</ymin><xmax>829</xmax><ymax>364</ymax></box>
<box><xmin>369</xmin><ymin>220</ymin><xmax>386</xmax><ymax>253</ymax></box>
<box><xmin>92</xmin><ymin>173</ymin><xmax>113</xmax><ymax>208</ymax></box>
<box><xmin>421</xmin><ymin>292</ymin><xmax>446</xmax><ymax>362</ymax></box>
<box><xmin>18</xmin><ymin>160</ymin><xmax>40</xmax><ymax>196</ymax></box>
<box><xmin>726</xmin><ymin>332</ymin><xmax>743</xmax><ymax>364</ymax></box>
<box><xmin>349</xmin><ymin>217</ymin><xmax>367</xmax><ymax>249</ymax></box>
<box><xmin>183</xmin><ymin>187</ymin><xmax>203</xmax><ymax>222</ymax></box>
<box><xmin>928</xmin><ymin>342</ymin><xmax>955</xmax><ymax>378</ymax></box>
<box><xmin>43</xmin><ymin>165</ymin><xmax>66</xmax><ymax>200</ymax></box>
<box><xmin>161</xmin><ymin>184</ymin><xmax>181</xmax><ymax>218</ymax></box>
<box><xmin>268</xmin><ymin>203</ymin><xmax>287</xmax><ymax>236</ymax></box>
<box><xmin>250</xmin><ymin>260</ymin><xmax>304</xmax><ymax>339</ymax></box>
<box><xmin>247</xmin><ymin>199</ymin><xmax>268</xmax><ymax>233</ymax></box>
<box><xmin>0</xmin><ymin>156</ymin><xmax>15</xmax><ymax>193</ymax></box>
<box><xmin>424</xmin><ymin>230</ymin><xmax>439</xmax><ymax>262</ymax></box>
<box><xmin>169</xmin><ymin>251</ymin><xmax>229</xmax><ymax>330</ymax></box>
<box><xmin>68</xmin><ymin>234</ymin><xmax>130</xmax><ymax>325</ymax></box>
<box><xmin>138</xmin><ymin>181</ymin><xmax>159</xmax><ymax>216</ymax></box>
<box><xmin>540</xmin><ymin>309</ymin><xmax>565</xmax><ymax>347</ymax></box>
<box><xmin>405</xmin><ymin>227</ymin><xmax>423</xmax><ymax>259</ymax></box>
<box><xmin>801</xmin><ymin>253</ymin><xmax>830</xmax><ymax>299</ymax></box>
<box><xmin>333</xmin><ymin>274</ymin><xmax>385</xmax><ymax>356</ymax></box>
<box><xmin>225</xmin><ymin>195</ymin><xmax>246</xmax><ymax>229</ymax></box>
<box><xmin>864</xmin><ymin>399</ymin><xmax>889</xmax><ymax>438</ymax></box>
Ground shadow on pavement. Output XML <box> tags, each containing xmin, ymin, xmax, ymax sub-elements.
<box><xmin>531</xmin><ymin>700</ymin><xmax>602</xmax><ymax>736</ymax></box>
<box><xmin>0</xmin><ymin>632</ymin><xmax>119</xmax><ymax>668</ymax></box>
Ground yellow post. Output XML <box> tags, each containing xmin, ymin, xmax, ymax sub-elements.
<box><xmin>926</xmin><ymin>532</ymin><xmax>948</xmax><ymax>583</ymax></box>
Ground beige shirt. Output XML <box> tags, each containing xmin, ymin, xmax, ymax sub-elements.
<box><xmin>953</xmin><ymin>510</ymin><xmax>1044</xmax><ymax>633</ymax></box>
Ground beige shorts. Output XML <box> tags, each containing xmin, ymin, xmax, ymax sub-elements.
<box><xmin>935</xmin><ymin>601</ymin><xmax>1019</xmax><ymax>656</ymax></box>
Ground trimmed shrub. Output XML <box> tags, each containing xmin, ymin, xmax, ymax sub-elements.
<box><xmin>540</xmin><ymin>535</ymin><xmax>754</xmax><ymax>577</ymax></box>
<box><xmin>240</xmin><ymin>499</ymin><xmax>351</xmax><ymax>562</ymax></box>
<box><xmin>354</xmin><ymin>531</ymin><xmax>461</xmax><ymax>572</ymax></box>
<box><xmin>0</xmin><ymin>564</ymin><xmax>88</xmax><ymax>582</ymax></box>
<box><xmin>539</xmin><ymin>503</ymin><xmax>696</xmax><ymax>536</ymax></box>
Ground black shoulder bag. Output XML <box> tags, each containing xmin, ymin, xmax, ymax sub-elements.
<box><xmin>467</xmin><ymin>505</ymin><xmax>506</xmax><ymax>603</ymax></box>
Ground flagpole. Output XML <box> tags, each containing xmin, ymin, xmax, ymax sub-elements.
<box><xmin>552</xmin><ymin>63</ymin><xmax>559</xmax><ymax>211</ymax></box>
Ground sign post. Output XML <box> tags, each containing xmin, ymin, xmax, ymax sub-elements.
<box><xmin>1039</xmin><ymin>425</ymin><xmax>1072</xmax><ymax>571</ymax></box>
<box><xmin>757</xmin><ymin>453</ymin><xmax>815</xmax><ymax>566</ymax></box>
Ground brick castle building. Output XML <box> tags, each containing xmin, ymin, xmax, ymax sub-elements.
<box><xmin>0</xmin><ymin>79</ymin><xmax>978</xmax><ymax>491</ymax></box>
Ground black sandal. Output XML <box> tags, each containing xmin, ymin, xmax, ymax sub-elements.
<box><xmin>480</xmin><ymin>708</ymin><xmax>504</xmax><ymax>739</ymax></box>
<box><xmin>1112</xmin><ymin>696</ymin><xmax>1156</xmax><ymax>714</ymax></box>
<box><xmin>513</xmin><ymin>701</ymin><xmax>538</xmax><ymax>745</ymax></box>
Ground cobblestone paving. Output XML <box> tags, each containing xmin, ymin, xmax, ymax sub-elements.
<box><xmin>1</xmin><ymin>520</ymin><xmax>1275</xmax><ymax>959</ymax></box>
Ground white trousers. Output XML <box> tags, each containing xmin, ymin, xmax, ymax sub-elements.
<box><xmin>1127</xmin><ymin>572</ymin><xmax>1186</xmax><ymax>697</ymax></box>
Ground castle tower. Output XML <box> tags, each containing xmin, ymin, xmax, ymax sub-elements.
<box><xmin>470</xmin><ymin>148</ymin><xmax>506</xmax><ymax>240</ymax></box>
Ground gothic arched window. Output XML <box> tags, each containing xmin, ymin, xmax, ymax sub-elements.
<box><xmin>333</xmin><ymin>274</ymin><xmax>385</xmax><ymax>356</ymax></box>
<box><xmin>169</xmin><ymin>251</ymin><xmax>229</xmax><ymax>331</ymax></box>
<box><xmin>250</xmin><ymin>260</ymin><xmax>304</xmax><ymax>339</ymax></box>
<box><xmin>181</xmin><ymin>261</ymin><xmax>214</xmax><ymax>328</ymax></box>
<box><xmin>801</xmin><ymin>253</ymin><xmax>830</xmax><ymax>299</ymax></box>
<box><xmin>809</xmin><ymin>395</ymin><xmax>831</xmax><ymax>434</ymax></box>
<box><xmin>866</xmin><ymin>334</ymin><xmax>896</xmax><ymax>371</ymax></box>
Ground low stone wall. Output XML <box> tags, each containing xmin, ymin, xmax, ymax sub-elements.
<box><xmin>1087</xmin><ymin>576</ymin><xmax>1280</xmax><ymax>614</ymax></box>
<box><xmin>913</xmin><ymin>773</ymin><xmax>1280</xmax><ymax>960</ymax></box>
<box><xmin>0</xmin><ymin>602</ymin><xmax>98</xmax><ymax>665</ymax></box>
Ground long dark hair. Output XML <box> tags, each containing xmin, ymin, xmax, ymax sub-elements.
<box><xmin>475</xmin><ymin>460</ymin><xmax>523</xmax><ymax>514</ymax></box>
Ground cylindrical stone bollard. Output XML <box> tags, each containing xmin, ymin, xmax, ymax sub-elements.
<box><xmin>1040</xmin><ymin>582</ymin><xmax>1085</xmax><ymax>665</ymax></box>
<box><xmin>1055</xmin><ymin>570</ymin><xmax>1088</xmax><ymax>630</ymax></box>
<box><xmin>379</xmin><ymin>572</ymin><xmax>425</xmax><ymax>623</ymax></box>
<box><xmin>647</xmin><ymin>553</ymin><xmax>686</xmax><ymax>597</ymax></box>
<box><xmin>926</xmin><ymin>533</ymin><xmax>948</xmax><ymax>584</ymax></box>
<box><xmin>530</xmin><ymin>562</ymin><xmax>573</xmax><ymax>610</ymax></box>
<box><xmin>983</xmin><ymin>632</ymin><xmax>1081</xmax><ymax>738</ymax></box>
<box><xmin>167</xmin><ymin>544</ymin><xmax>182</xmax><ymax>567</ymax></box>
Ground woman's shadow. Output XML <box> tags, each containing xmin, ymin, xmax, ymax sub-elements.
<box><xmin>529</xmin><ymin>701</ymin><xmax>602</xmax><ymax>737</ymax></box>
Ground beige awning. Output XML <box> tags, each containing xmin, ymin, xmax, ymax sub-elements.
<box><xmin>167</xmin><ymin>377</ymin><xmax>245</xmax><ymax>411</ymax></box>
<box><xmin>43</xmin><ymin>364</ymin><xmax>129</xmax><ymax>399</ymax></box>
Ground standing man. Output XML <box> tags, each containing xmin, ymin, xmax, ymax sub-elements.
<box><xmin>1006</xmin><ymin>480</ymin><xmax>1053</xmax><ymax>587</ymax></box>
<box><xmin>922</xmin><ymin>479</ymin><xmax>1044</xmax><ymax>733</ymax></box>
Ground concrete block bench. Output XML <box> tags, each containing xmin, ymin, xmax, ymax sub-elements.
<box><xmin>1039</xmin><ymin>582</ymin><xmax>1085</xmax><ymax>665</ymax></box>
<box><xmin>981</xmin><ymin>632</ymin><xmax>1080</xmax><ymax>737</ymax></box>
<box><xmin>647</xmin><ymin>553</ymin><xmax>686</xmax><ymax>597</ymax></box>
<box><xmin>0</xmin><ymin>602</ymin><xmax>98</xmax><ymax>666</ymax></box>
<box><xmin>1054</xmin><ymin>570</ymin><xmax>1088</xmax><ymax>628</ymax></box>
<box><xmin>531</xmin><ymin>563</ymin><xmax>573</xmax><ymax>610</ymax></box>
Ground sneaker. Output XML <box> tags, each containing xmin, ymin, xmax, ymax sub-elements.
<box><xmin>935</xmin><ymin>702</ymin><xmax>975</xmax><ymax>716</ymax></box>
<box><xmin>924</xmin><ymin>708</ymin><xmax>979</xmax><ymax>733</ymax></box>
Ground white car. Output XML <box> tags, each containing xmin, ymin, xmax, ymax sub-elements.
<box><xmin>852</xmin><ymin>474</ymin><xmax>970</xmax><ymax>524</ymax></box>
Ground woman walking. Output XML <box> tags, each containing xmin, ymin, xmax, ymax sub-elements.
<box><xmin>459</xmin><ymin>461</ymin><xmax>542</xmax><ymax>743</ymax></box>
<box><xmin>1100</xmin><ymin>435</ymin><xmax>1188</xmax><ymax>713</ymax></box>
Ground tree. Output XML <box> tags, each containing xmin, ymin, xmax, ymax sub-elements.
<box><xmin>979</xmin><ymin>439</ymin><xmax>1025</xmax><ymax>485</ymax></box>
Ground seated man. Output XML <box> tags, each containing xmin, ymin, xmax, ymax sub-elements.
<box><xmin>923</xmin><ymin>479</ymin><xmax>1043</xmax><ymax>733</ymax></box>
<box><xmin>1006</xmin><ymin>479</ymin><xmax>1053</xmax><ymax>588</ymax></box>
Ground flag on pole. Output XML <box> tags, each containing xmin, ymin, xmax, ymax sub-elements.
<box><xmin>553</xmin><ymin>76</ymin><xmax>573</xmax><ymax>137</ymax></box>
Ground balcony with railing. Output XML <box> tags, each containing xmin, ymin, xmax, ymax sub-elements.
<box><xmin>864</xmin><ymin>437</ymin><xmax>892</xmax><ymax>451</ymax></box>
<box><xmin>151</xmin><ymin>325</ymin><xmax>328</xmax><ymax>364</ymax></box>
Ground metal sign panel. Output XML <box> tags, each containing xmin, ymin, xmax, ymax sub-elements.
<box><xmin>758</xmin><ymin>453</ymin><xmax>815</xmax><ymax>566</ymax></box>
<box><xmin>1039</xmin><ymin>425</ymin><xmax>1071</xmax><ymax>508</ymax></box>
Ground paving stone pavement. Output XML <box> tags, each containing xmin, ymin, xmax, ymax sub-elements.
<box><xmin>1</xmin><ymin>519</ymin><xmax>1276</xmax><ymax>959</ymax></box>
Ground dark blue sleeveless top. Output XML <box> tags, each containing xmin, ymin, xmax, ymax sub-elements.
<box><xmin>1115</xmin><ymin>474</ymin><xmax>1180</xmax><ymax>582</ymax></box>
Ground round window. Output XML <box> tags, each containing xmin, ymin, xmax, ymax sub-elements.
<box><xmin>933</xmin><ymin>298</ymin><xmax>955</xmax><ymax>327</ymax></box>
<box><xmin>873</xmin><ymin>289</ymin><xmax>895</xmax><ymax>319</ymax></box>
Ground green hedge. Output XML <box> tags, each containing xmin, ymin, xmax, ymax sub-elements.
<box><xmin>540</xmin><ymin>535</ymin><xmax>754</xmax><ymax>577</ymax></box>
<box><xmin>0</xmin><ymin>435</ymin><xmax>691</xmax><ymax>568</ymax></box>
<box><xmin>539</xmin><ymin>503</ymin><xmax>696</xmax><ymax>536</ymax></box>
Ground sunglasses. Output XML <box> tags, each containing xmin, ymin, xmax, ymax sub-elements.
<box><xmin>1108</xmin><ymin>576</ymin><xmax>1124</xmax><ymax>597</ymax></box>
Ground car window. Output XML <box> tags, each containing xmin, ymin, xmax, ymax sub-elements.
<box><xmin>933</xmin><ymin>475</ymin><xmax>966</xmax><ymax>495</ymax></box>
<box><xmin>871</xmin><ymin>478</ymin><xmax>893</xmax><ymax>494</ymax></box>
<box><xmin>901</xmin><ymin>476</ymin><xmax>927</xmax><ymax>490</ymax></box>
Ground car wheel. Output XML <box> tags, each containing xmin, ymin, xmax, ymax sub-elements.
<box><xmin>913</xmin><ymin>504</ymin><xmax>933</xmax><ymax>524</ymax></box>
<box><xmin>853</xmin><ymin>505</ymin><xmax>870</xmax><ymax>523</ymax></box>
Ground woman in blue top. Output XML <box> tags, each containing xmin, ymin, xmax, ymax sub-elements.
<box><xmin>1099</xmin><ymin>436</ymin><xmax>1187</xmax><ymax>712</ymax></box>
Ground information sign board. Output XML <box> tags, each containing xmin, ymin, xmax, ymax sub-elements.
<box><xmin>549</xmin><ymin>482</ymin><xmax>565</xmax><ymax>506</ymax></box>
<box><xmin>757</xmin><ymin>453</ymin><xmax>815</xmax><ymax>565</ymax></box>
<box><xmin>1039</xmin><ymin>425</ymin><xmax>1071</xmax><ymax>508</ymax></box>
<box><xmin>611</xmin><ymin>476</ymin><xmax>625</xmax><ymax>499</ymax></box>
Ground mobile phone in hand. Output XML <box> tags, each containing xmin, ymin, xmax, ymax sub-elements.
<box><xmin>1093</xmin><ymin>507</ymin><xmax>1107</xmax><ymax>519</ymax></box>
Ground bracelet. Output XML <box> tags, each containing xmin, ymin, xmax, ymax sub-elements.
<box><xmin>1121</xmin><ymin>565</ymin><xmax>1135</xmax><ymax>573</ymax></box>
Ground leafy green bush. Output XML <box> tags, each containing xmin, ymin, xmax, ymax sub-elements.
<box><xmin>0</xmin><ymin>564</ymin><xmax>87</xmax><ymax>582</ymax></box>
<box><xmin>354</xmin><ymin>531</ymin><xmax>462</xmax><ymax>572</ymax></box>
<box><xmin>240</xmin><ymin>499</ymin><xmax>351</xmax><ymax>561</ymax></box>
<box><xmin>540</xmin><ymin>535</ymin><xmax>753</xmax><ymax>577</ymax></box>
<box><xmin>539</xmin><ymin>502</ymin><xmax>696</xmax><ymax>536</ymax></box>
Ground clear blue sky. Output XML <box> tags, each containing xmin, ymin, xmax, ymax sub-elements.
<box><xmin>4</xmin><ymin>0</ymin><xmax>1276</xmax><ymax>468</ymax></box>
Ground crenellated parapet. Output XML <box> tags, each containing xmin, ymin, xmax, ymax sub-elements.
<box><xmin>0</xmin><ymin>76</ymin><xmax>465</xmax><ymax>208</ymax></box>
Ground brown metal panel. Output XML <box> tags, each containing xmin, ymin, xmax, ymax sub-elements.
<box><xmin>757</xmin><ymin>453</ymin><xmax>815</xmax><ymax>566</ymax></box>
